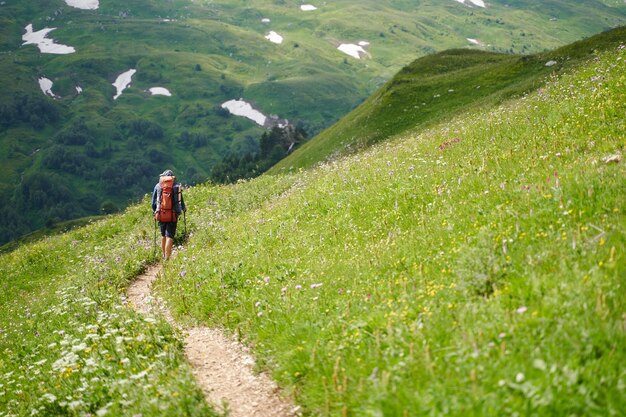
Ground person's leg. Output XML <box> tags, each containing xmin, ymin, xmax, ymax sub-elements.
<box><xmin>164</xmin><ymin>237</ymin><xmax>174</xmax><ymax>260</ymax></box>
<box><xmin>163</xmin><ymin>222</ymin><xmax>178</xmax><ymax>260</ymax></box>
<box><xmin>161</xmin><ymin>236</ymin><xmax>167</xmax><ymax>259</ymax></box>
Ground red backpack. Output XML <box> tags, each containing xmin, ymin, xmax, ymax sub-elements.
<box><xmin>155</xmin><ymin>176</ymin><xmax>178</xmax><ymax>223</ymax></box>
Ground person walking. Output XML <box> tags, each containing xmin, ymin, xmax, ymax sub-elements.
<box><xmin>152</xmin><ymin>169</ymin><xmax>186</xmax><ymax>260</ymax></box>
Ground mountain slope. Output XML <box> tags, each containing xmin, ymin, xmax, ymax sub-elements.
<box><xmin>158</xmin><ymin>41</ymin><xmax>626</xmax><ymax>415</ymax></box>
<box><xmin>1</xmin><ymin>0</ymin><xmax>625</xmax><ymax>244</ymax></box>
<box><xmin>270</xmin><ymin>25</ymin><xmax>626</xmax><ymax>172</ymax></box>
<box><xmin>1</xmin><ymin>37</ymin><xmax>624</xmax><ymax>416</ymax></box>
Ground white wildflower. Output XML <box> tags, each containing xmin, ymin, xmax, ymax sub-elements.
<box><xmin>72</xmin><ymin>343</ymin><xmax>87</xmax><ymax>352</ymax></box>
<box><xmin>42</xmin><ymin>393</ymin><xmax>57</xmax><ymax>403</ymax></box>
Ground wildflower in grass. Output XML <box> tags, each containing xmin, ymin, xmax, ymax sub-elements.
<box><xmin>516</xmin><ymin>306</ymin><xmax>528</xmax><ymax>314</ymax></box>
<box><xmin>42</xmin><ymin>393</ymin><xmax>57</xmax><ymax>403</ymax></box>
<box><xmin>281</xmin><ymin>287</ymin><xmax>287</xmax><ymax>294</ymax></box>
<box><xmin>310</xmin><ymin>283</ymin><xmax>323</xmax><ymax>289</ymax></box>
<box><xmin>295</xmin><ymin>284</ymin><xmax>302</xmax><ymax>290</ymax></box>
<box><xmin>72</xmin><ymin>342</ymin><xmax>87</xmax><ymax>352</ymax></box>
<box><xmin>96</xmin><ymin>404</ymin><xmax>112</xmax><ymax>416</ymax></box>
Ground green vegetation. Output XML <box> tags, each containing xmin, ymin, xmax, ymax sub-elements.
<box><xmin>0</xmin><ymin>205</ymin><xmax>216</xmax><ymax>416</ymax></box>
<box><xmin>163</xmin><ymin>43</ymin><xmax>625</xmax><ymax>415</ymax></box>
<box><xmin>2</xmin><ymin>0</ymin><xmax>625</xmax><ymax>244</ymax></box>
<box><xmin>271</xmin><ymin>26</ymin><xmax>626</xmax><ymax>173</ymax></box>
<box><xmin>2</xmin><ymin>36</ymin><xmax>623</xmax><ymax>416</ymax></box>
<box><xmin>210</xmin><ymin>124</ymin><xmax>308</xmax><ymax>183</ymax></box>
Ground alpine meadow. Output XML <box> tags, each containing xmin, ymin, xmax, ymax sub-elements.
<box><xmin>1</xmin><ymin>0</ymin><xmax>626</xmax><ymax>244</ymax></box>
<box><xmin>1</xmin><ymin>1</ymin><xmax>626</xmax><ymax>417</ymax></box>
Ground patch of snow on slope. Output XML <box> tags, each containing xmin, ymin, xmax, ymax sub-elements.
<box><xmin>265</xmin><ymin>31</ymin><xmax>284</xmax><ymax>44</ymax></box>
<box><xmin>22</xmin><ymin>24</ymin><xmax>76</xmax><ymax>54</ymax></box>
<box><xmin>221</xmin><ymin>99</ymin><xmax>267</xmax><ymax>126</ymax></box>
<box><xmin>38</xmin><ymin>77</ymin><xmax>56</xmax><ymax>98</ymax></box>
<box><xmin>454</xmin><ymin>0</ymin><xmax>486</xmax><ymax>8</ymax></box>
<box><xmin>64</xmin><ymin>0</ymin><xmax>99</xmax><ymax>10</ymax></box>
<box><xmin>338</xmin><ymin>43</ymin><xmax>367</xmax><ymax>59</ymax></box>
<box><xmin>149</xmin><ymin>87</ymin><xmax>172</xmax><ymax>96</ymax></box>
<box><xmin>112</xmin><ymin>69</ymin><xmax>136</xmax><ymax>100</ymax></box>
<box><xmin>301</xmin><ymin>5</ymin><xmax>317</xmax><ymax>11</ymax></box>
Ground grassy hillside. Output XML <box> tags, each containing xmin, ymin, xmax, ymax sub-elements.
<box><xmin>162</xmin><ymin>42</ymin><xmax>626</xmax><ymax>415</ymax></box>
<box><xmin>1</xmin><ymin>37</ymin><xmax>623</xmax><ymax>416</ymax></box>
<box><xmin>271</xmin><ymin>25</ymin><xmax>626</xmax><ymax>172</ymax></box>
<box><xmin>1</xmin><ymin>0</ymin><xmax>625</xmax><ymax>245</ymax></box>
<box><xmin>0</xmin><ymin>207</ymin><xmax>217</xmax><ymax>416</ymax></box>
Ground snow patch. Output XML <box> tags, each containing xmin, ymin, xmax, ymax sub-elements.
<box><xmin>64</xmin><ymin>0</ymin><xmax>99</xmax><ymax>10</ymax></box>
<box><xmin>338</xmin><ymin>43</ymin><xmax>368</xmax><ymax>59</ymax></box>
<box><xmin>265</xmin><ymin>31</ymin><xmax>284</xmax><ymax>44</ymax></box>
<box><xmin>76</xmin><ymin>86</ymin><xmax>83</xmax><ymax>94</ymax></box>
<box><xmin>454</xmin><ymin>0</ymin><xmax>486</xmax><ymax>8</ymax></box>
<box><xmin>467</xmin><ymin>38</ymin><xmax>481</xmax><ymax>45</ymax></box>
<box><xmin>261</xmin><ymin>18</ymin><xmax>271</xmax><ymax>23</ymax></box>
<box><xmin>300</xmin><ymin>4</ymin><xmax>317</xmax><ymax>11</ymax></box>
<box><xmin>545</xmin><ymin>60</ymin><xmax>557</xmax><ymax>67</ymax></box>
<box><xmin>112</xmin><ymin>69</ymin><xmax>136</xmax><ymax>100</ymax></box>
<box><xmin>149</xmin><ymin>87</ymin><xmax>172</xmax><ymax>96</ymax></box>
<box><xmin>38</xmin><ymin>77</ymin><xmax>56</xmax><ymax>98</ymax></box>
<box><xmin>22</xmin><ymin>24</ymin><xmax>76</xmax><ymax>54</ymax></box>
<box><xmin>221</xmin><ymin>99</ymin><xmax>267</xmax><ymax>126</ymax></box>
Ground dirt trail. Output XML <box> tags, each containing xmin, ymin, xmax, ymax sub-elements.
<box><xmin>127</xmin><ymin>264</ymin><xmax>298</xmax><ymax>417</ymax></box>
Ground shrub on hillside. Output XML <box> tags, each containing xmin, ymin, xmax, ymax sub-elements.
<box><xmin>0</xmin><ymin>94</ymin><xmax>60</xmax><ymax>130</ymax></box>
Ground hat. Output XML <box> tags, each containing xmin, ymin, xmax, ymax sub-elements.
<box><xmin>159</xmin><ymin>169</ymin><xmax>174</xmax><ymax>177</ymax></box>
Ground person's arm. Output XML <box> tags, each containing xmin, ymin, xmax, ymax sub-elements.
<box><xmin>151</xmin><ymin>184</ymin><xmax>159</xmax><ymax>213</ymax></box>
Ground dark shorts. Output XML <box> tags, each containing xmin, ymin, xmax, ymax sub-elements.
<box><xmin>159</xmin><ymin>222</ymin><xmax>177</xmax><ymax>238</ymax></box>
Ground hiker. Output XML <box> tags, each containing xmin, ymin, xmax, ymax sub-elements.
<box><xmin>152</xmin><ymin>169</ymin><xmax>186</xmax><ymax>260</ymax></box>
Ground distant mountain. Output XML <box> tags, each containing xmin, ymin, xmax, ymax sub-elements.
<box><xmin>1</xmin><ymin>0</ymin><xmax>625</xmax><ymax>244</ymax></box>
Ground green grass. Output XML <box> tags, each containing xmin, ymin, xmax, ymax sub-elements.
<box><xmin>271</xmin><ymin>26</ymin><xmax>626</xmax><ymax>173</ymax></box>
<box><xmin>0</xmin><ymin>202</ymin><xmax>218</xmax><ymax>417</ymax></box>
<box><xmin>0</xmin><ymin>215</ymin><xmax>102</xmax><ymax>254</ymax></box>
<box><xmin>155</xmin><ymin>42</ymin><xmax>625</xmax><ymax>415</ymax></box>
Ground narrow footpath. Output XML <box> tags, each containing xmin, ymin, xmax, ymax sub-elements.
<box><xmin>127</xmin><ymin>264</ymin><xmax>298</xmax><ymax>417</ymax></box>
